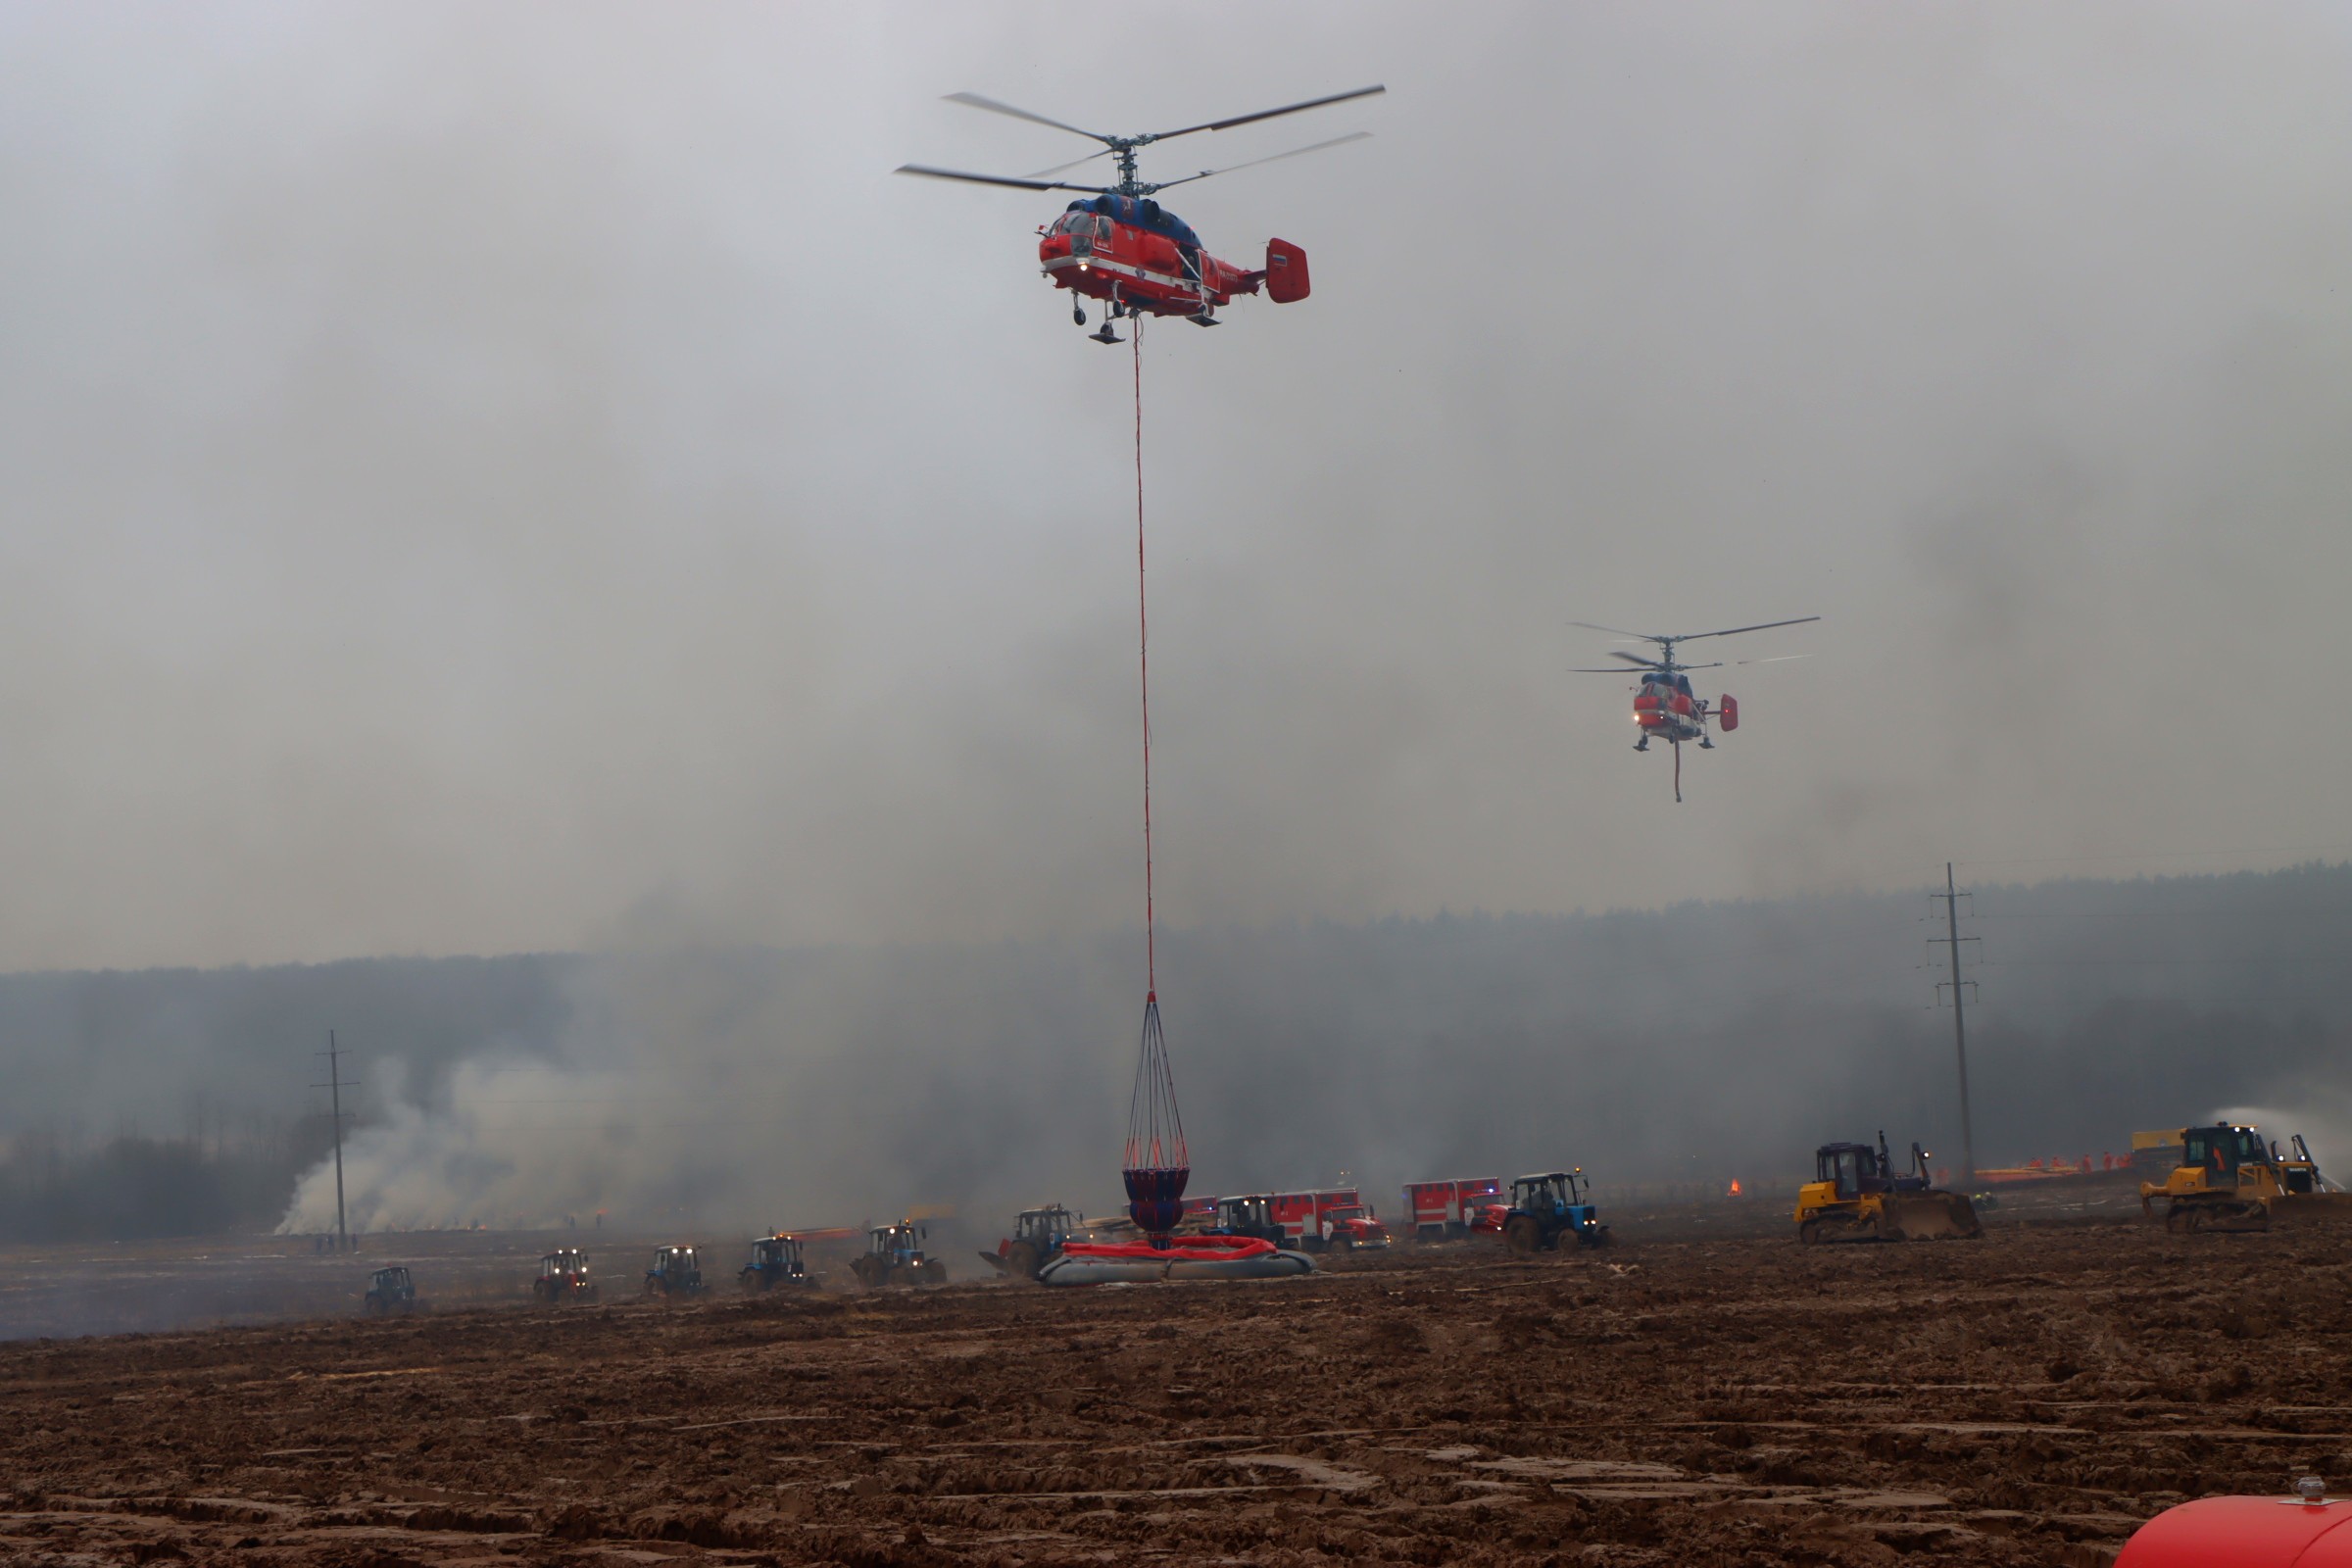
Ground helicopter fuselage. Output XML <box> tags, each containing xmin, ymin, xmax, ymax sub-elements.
<box><xmin>1038</xmin><ymin>195</ymin><xmax>1306</xmax><ymax>317</ymax></box>
<box><xmin>1637</xmin><ymin>676</ymin><xmax>1712</xmax><ymax>747</ymax></box>
<box><xmin>1632</xmin><ymin>672</ymin><xmax>1723</xmax><ymax>744</ymax></box>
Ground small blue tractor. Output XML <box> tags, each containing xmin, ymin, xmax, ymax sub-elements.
<box><xmin>642</xmin><ymin>1245</ymin><xmax>707</xmax><ymax>1298</ymax></box>
<box><xmin>363</xmin><ymin>1265</ymin><xmax>416</xmax><ymax>1314</ymax></box>
<box><xmin>851</xmin><ymin>1221</ymin><xmax>947</xmax><ymax>1288</ymax></box>
<box><xmin>739</xmin><ymin>1233</ymin><xmax>818</xmax><ymax>1293</ymax></box>
<box><xmin>1502</xmin><ymin>1169</ymin><xmax>1610</xmax><ymax>1255</ymax></box>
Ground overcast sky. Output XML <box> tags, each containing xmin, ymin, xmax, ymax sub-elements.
<box><xmin>2</xmin><ymin>3</ymin><xmax>2348</xmax><ymax>970</ymax></box>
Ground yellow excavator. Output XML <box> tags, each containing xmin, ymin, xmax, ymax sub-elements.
<box><xmin>1795</xmin><ymin>1133</ymin><xmax>1982</xmax><ymax>1243</ymax></box>
<box><xmin>2141</xmin><ymin>1124</ymin><xmax>2352</xmax><ymax>1232</ymax></box>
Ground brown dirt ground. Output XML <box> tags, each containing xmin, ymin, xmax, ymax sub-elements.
<box><xmin>2</xmin><ymin>1209</ymin><xmax>2346</xmax><ymax>1567</ymax></box>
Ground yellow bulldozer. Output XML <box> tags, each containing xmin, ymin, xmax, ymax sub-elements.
<box><xmin>1796</xmin><ymin>1133</ymin><xmax>1982</xmax><ymax>1243</ymax></box>
<box><xmin>2140</xmin><ymin>1124</ymin><xmax>2352</xmax><ymax>1233</ymax></box>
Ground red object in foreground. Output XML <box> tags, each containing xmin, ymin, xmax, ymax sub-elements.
<box><xmin>2117</xmin><ymin>1490</ymin><xmax>2352</xmax><ymax>1568</ymax></box>
<box><xmin>1059</xmin><ymin>1236</ymin><xmax>1277</xmax><ymax>1263</ymax></box>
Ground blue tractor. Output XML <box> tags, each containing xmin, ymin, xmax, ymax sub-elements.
<box><xmin>1502</xmin><ymin>1169</ymin><xmax>1610</xmax><ymax>1255</ymax></box>
<box><xmin>851</xmin><ymin>1221</ymin><xmax>947</xmax><ymax>1288</ymax></box>
<box><xmin>739</xmin><ymin>1233</ymin><xmax>818</xmax><ymax>1293</ymax></box>
<box><xmin>642</xmin><ymin>1245</ymin><xmax>707</xmax><ymax>1298</ymax></box>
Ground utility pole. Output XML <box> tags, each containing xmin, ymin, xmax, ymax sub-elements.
<box><xmin>1928</xmin><ymin>863</ymin><xmax>1980</xmax><ymax>1184</ymax></box>
<box><xmin>315</xmin><ymin>1032</ymin><xmax>350</xmax><ymax>1252</ymax></box>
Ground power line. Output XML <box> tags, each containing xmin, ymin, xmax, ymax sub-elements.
<box><xmin>1929</xmin><ymin>863</ymin><xmax>1980</xmax><ymax>1184</ymax></box>
<box><xmin>312</xmin><ymin>1032</ymin><xmax>354</xmax><ymax>1253</ymax></box>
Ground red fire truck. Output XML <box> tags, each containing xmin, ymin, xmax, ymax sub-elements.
<box><xmin>1267</xmin><ymin>1189</ymin><xmax>1391</xmax><ymax>1251</ymax></box>
<box><xmin>1400</xmin><ymin>1177</ymin><xmax>1504</xmax><ymax>1240</ymax></box>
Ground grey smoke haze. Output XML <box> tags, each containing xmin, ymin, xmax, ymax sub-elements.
<box><xmin>1</xmin><ymin>5</ymin><xmax>2347</xmax><ymax>970</ymax></box>
<box><xmin>3</xmin><ymin>9</ymin><xmax>2351</xmax><ymax>1260</ymax></box>
<box><xmin>0</xmin><ymin>865</ymin><xmax>2329</xmax><ymax>1240</ymax></box>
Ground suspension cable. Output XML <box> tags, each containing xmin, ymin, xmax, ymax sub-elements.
<box><xmin>1134</xmin><ymin>313</ymin><xmax>1154</xmax><ymax>997</ymax></box>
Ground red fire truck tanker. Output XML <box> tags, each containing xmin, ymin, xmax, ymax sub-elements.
<box><xmin>1267</xmin><ymin>1189</ymin><xmax>1392</xmax><ymax>1251</ymax></box>
<box><xmin>1400</xmin><ymin>1178</ymin><xmax>1504</xmax><ymax>1240</ymax></box>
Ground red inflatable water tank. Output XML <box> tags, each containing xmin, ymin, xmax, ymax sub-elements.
<box><xmin>2117</xmin><ymin>1488</ymin><xmax>2352</xmax><ymax>1568</ymax></box>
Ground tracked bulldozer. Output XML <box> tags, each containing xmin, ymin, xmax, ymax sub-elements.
<box><xmin>2141</xmin><ymin>1124</ymin><xmax>2352</xmax><ymax>1233</ymax></box>
<box><xmin>2274</xmin><ymin>1134</ymin><xmax>2352</xmax><ymax>1216</ymax></box>
<box><xmin>1796</xmin><ymin>1133</ymin><xmax>1981</xmax><ymax>1243</ymax></box>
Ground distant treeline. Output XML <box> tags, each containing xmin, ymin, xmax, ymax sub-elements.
<box><xmin>0</xmin><ymin>1120</ymin><xmax>339</xmax><ymax>1243</ymax></box>
<box><xmin>1</xmin><ymin>866</ymin><xmax>2349</xmax><ymax>1240</ymax></box>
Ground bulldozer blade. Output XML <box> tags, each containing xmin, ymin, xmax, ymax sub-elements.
<box><xmin>1879</xmin><ymin>1192</ymin><xmax>1982</xmax><ymax>1241</ymax></box>
<box><xmin>977</xmin><ymin>1250</ymin><xmax>1010</xmax><ymax>1274</ymax></box>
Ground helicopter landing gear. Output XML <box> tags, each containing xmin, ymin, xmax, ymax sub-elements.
<box><xmin>1186</xmin><ymin>307</ymin><xmax>1219</xmax><ymax>326</ymax></box>
<box><xmin>1633</xmin><ymin>737</ymin><xmax>1649</xmax><ymax>753</ymax></box>
<box><xmin>1073</xmin><ymin>300</ymin><xmax>1087</xmax><ymax>326</ymax></box>
<box><xmin>1698</xmin><ymin>736</ymin><xmax>1714</xmax><ymax>750</ymax></box>
<box><xmin>1089</xmin><ymin>287</ymin><xmax>1128</xmax><ymax>344</ymax></box>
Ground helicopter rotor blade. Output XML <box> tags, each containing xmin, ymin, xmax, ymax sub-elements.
<box><xmin>1735</xmin><ymin>654</ymin><xmax>1812</xmax><ymax>665</ymax></box>
<box><xmin>1150</xmin><ymin>132</ymin><xmax>1373</xmax><ymax>190</ymax></box>
<box><xmin>1569</xmin><ymin>667</ymin><xmax>1645</xmax><ymax>674</ymax></box>
<box><xmin>895</xmin><ymin>164</ymin><xmax>1110</xmax><ymax>194</ymax></box>
<box><xmin>1023</xmin><ymin>147</ymin><xmax>1119</xmax><ymax>179</ymax></box>
<box><xmin>1151</xmin><ymin>84</ymin><xmax>1387</xmax><ymax>141</ymax></box>
<box><xmin>1608</xmin><ymin>650</ymin><xmax>1667</xmax><ymax>668</ymax></box>
<box><xmin>1678</xmin><ymin>615</ymin><xmax>1823</xmax><ymax>643</ymax></box>
<box><xmin>1569</xmin><ymin>618</ymin><xmax>1665</xmax><ymax>644</ymax></box>
<box><xmin>942</xmin><ymin>92</ymin><xmax>1112</xmax><ymax>144</ymax></box>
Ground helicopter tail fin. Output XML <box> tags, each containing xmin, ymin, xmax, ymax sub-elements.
<box><xmin>1264</xmin><ymin>239</ymin><xmax>1310</xmax><ymax>303</ymax></box>
<box><xmin>1718</xmin><ymin>695</ymin><xmax>1740</xmax><ymax>732</ymax></box>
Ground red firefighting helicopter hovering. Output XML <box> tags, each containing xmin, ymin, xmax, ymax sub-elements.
<box><xmin>896</xmin><ymin>84</ymin><xmax>1383</xmax><ymax>342</ymax></box>
<box><xmin>1571</xmin><ymin>616</ymin><xmax>1819</xmax><ymax>802</ymax></box>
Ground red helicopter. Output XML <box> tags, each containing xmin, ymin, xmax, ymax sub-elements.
<box><xmin>897</xmin><ymin>84</ymin><xmax>1383</xmax><ymax>342</ymax></box>
<box><xmin>1571</xmin><ymin>616</ymin><xmax>1819</xmax><ymax>802</ymax></box>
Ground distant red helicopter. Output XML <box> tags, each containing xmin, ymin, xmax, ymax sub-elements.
<box><xmin>1571</xmin><ymin>616</ymin><xmax>1819</xmax><ymax>802</ymax></box>
<box><xmin>897</xmin><ymin>84</ymin><xmax>1383</xmax><ymax>342</ymax></box>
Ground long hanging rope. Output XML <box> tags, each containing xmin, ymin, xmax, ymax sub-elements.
<box><xmin>1134</xmin><ymin>314</ymin><xmax>1155</xmax><ymax>999</ymax></box>
<box><xmin>1122</xmin><ymin>312</ymin><xmax>1188</xmax><ymax>1191</ymax></box>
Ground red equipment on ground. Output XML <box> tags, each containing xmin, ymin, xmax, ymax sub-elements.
<box><xmin>2115</xmin><ymin>1482</ymin><xmax>2352</xmax><ymax>1568</ymax></box>
<box><xmin>897</xmin><ymin>85</ymin><xmax>1381</xmax><ymax>341</ymax></box>
<box><xmin>1267</xmin><ymin>1189</ymin><xmax>1388</xmax><ymax>1250</ymax></box>
<box><xmin>1401</xmin><ymin>1178</ymin><xmax>1504</xmax><ymax>1240</ymax></box>
<box><xmin>1057</xmin><ymin>1235</ymin><xmax>1276</xmax><ymax>1263</ymax></box>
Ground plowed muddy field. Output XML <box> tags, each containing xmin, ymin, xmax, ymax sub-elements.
<box><xmin>4</xmin><ymin>1215</ymin><xmax>2346</xmax><ymax>1567</ymax></box>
